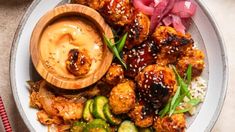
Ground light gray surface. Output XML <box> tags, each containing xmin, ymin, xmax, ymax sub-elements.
<box><xmin>0</xmin><ymin>0</ymin><xmax>234</xmax><ymax>131</ymax></box>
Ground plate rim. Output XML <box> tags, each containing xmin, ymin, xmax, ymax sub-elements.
<box><xmin>9</xmin><ymin>0</ymin><xmax>228</xmax><ymax>131</ymax></box>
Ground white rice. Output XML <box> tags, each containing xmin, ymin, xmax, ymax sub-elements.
<box><xmin>188</xmin><ymin>77</ymin><xmax>207</xmax><ymax>101</ymax></box>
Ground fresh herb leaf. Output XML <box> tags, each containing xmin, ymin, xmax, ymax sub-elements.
<box><xmin>188</xmin><ymin>98</ymin><xmax>201</xmax><ymax>106</ymax></box>
<box><xmin>173</xmin><ymin>108</ymin><xmax>192</xmax><ymax>114</ymax></box>
<box><xmin>159</xmin><ymin>100</ymin><xmax>171</xmax><ymax>117</ymax></box>
<box><xmin>103</xmin><ymin>34</ymin><xmax>127</xmax><ymax>69</ymax></box>
<box><xmin>173</xmin><ymin>98</ymin><xmax>201</xmax><ymax>114</ymax></box>
<box><xmin>169</xmin><ymin>84</ymin><xmax>181</xmax><ymax>116</ymax></box>
<box><xmin>172</xmin><ymin>66</ymin><xmax>192</xmax><ymax>99</ymax></box>
<box><xmin>159</xmin><ymin>65</ymin><xmax>194</xmax><ymax>117</ymax></box>
<box><xmin>186</xmin><ymin>64</ymin><xmax>192</xmax><ymax>85</ymax></box>
<box><xmin>117</xmin><ymin>33</ymin><xmax>128</xmax><ymax>53</ymax></box>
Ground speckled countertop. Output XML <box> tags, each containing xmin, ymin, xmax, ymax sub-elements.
<box><xmin>0</xmin><ymin>0</ymin><xmax>234</xmax><ymax>131</ymax></box>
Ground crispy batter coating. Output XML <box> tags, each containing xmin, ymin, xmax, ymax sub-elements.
<box><xmin>153</xmin><ymin>114</ymin><xmax>186</xmax><ymax>132</ymax></box>
<box><xmin>109</xmin><ymin>80</ymin><xmax>136</xmax><ymax>114</ymax></box>
<box><xmin>125</xmin><ymin>12</ymin><xmax>150</xmax><ymax>49</ymax></box>
<box><xmin>136</xmin><ymin>65</ymin><xmax>177</xmax><ymax>109</ymax></box>
<box><xmin>152</xmin><ymin>26</ymin><xmax>193</xmax><ymax>65</ymax></box>
<box><xmin>71</xmin><ymin>0</ymin><xmax>107</xmax><ymax>10</ymax></box>
<box><xmin>37</xmin><ymin>110</ymin><xmax>63</xmax><ymax>125</ymax></box>
<box><xmin>99</xmin><ymin>0</ymin><xmax>135</xmax><ymax>26</ymax></box>
<box><xmin>176</xmin><ymin>49</ymin><xmax>205</xmax><ymax>78</ymax></box>
<box><xmin>72</xmin><ymin>0</ymin><xmax>134</xmax><ymax>26</ymax></box>
<box><xmin>105</xmin><ymin>63</ymin><xmax>124</xmax><ymax>86</ymax></box>
<box><xmin>128</xmin><ymin>103</ymin><xmax>154</xmax><ymax>128</ymax></box>
<box><xmin>66</xmin><ymin>49</ymin><xmax>91</xmax><ymax>76</ymax></box>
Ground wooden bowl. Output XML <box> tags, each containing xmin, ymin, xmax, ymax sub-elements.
<box><xmin>30</xmin><ymin>4</ymin><xmax>113</xmax><ymax>89</ymax></box>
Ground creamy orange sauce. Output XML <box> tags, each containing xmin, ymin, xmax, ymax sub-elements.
<box><xmin>40</xmin><ymin>17</ymin><xmax>103</xmax><ymax>79</ymax></box>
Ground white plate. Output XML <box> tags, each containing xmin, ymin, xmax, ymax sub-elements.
<box><xmin>10</xmin><ymin>0</ymin><xmax>228</xmax><ymax>131</ymax></box>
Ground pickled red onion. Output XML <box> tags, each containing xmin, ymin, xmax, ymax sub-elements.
<box><xmin>171</xmin><ymin>0</ymin><xmax>197</xmax><ymax>18</ymax></box>
<box><xmin>133</xmin><ymin>0</ymin><xmax>197</xmax><ymax>34</ymax></box>
<box><xmin>133</xmin><ymin>0</ymin><xmax>155</xmax><ymax>15</ymax></box>
<box><xmin>172</xmin><ymin>15</ymin><xmax>186</xmax><ymax>34</ymax></box>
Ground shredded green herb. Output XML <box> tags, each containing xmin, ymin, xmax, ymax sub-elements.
<box><xmin>174</xmin><ymin>98</ymin><xmax>201</xmax><ymax>114</ymax></box>
<box><xmin>117</xmin><ymin>33</ymin><xmax>127</xmax><ymax>53</ymax></box>
<box><xmin>103</xmin><ymin>34</ymin><xmax>127</xmax><ymax>69</ymax></box>
<box><xmin>159</xmin><ymin>65</ymin><xmax>201</xmax><ymax>117</ymax></box>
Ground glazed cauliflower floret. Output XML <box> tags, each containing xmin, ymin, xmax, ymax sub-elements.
<box><xmin>71</xmin><ymin>0</ymin><xmax>107</xmax><ymax>10</ymax></box>
<box><xmin>66</xmin><ymin>49</ymin><xmax>91</xmax><ymax>76</ymax></box>
<box><xmin>109</xmin><ymin>80</ymin><xmax>136</xmax><ymax>114</ymax></box>
<box><xmin>104</xmin><ymin>63</ymin><xmax>124</xmax><ymax>86</ymax></box>
<box><xmin>136</xmin><ymin>65</ymin><xmax>177</xmax><ymax>109</ymax></box>
<box><xmin>128</xmin><ymin>103</ymin><xmax>154</xmax><ymax>128</ymax></box>
<box><xmin>152</xmin><ymin>26</ymin><xmax>193</xmax><ymax>65</ymax></box>
<box><xmin>72</xmin><ymin>0</ymin><xmax>134</xmax><ymax>26</ymax></box>
<box><xmin>125</xmin><ymin>12</ymin><xmax>150</xmax><ymax>49</ymax></box>
<box><xmin>99</xmin><ymin>0</ymin><xmax>134</xmax><ymax>26</ymax></box>
<box><xmin>177</xmin><ymin>49</ymin><xmax>205</xmax><ymax>78</ymax></box>
<box><xmin>153</xmin><ymin>114</ymin><xmax>186</xmax><ymax>132</ymax></box>
<box><xmin>123</xmin><ymin>40</ymin><xmax>157</xmax><ymax>78</ymax></box>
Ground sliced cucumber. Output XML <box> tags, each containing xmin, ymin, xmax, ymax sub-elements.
<box><xmin>118</xmin><ymin>121</ymin><xmax>138</xmax><ymax>132</ymax></box>
<box><xmin>84</xmin><ymin>124</ymin><xmax>107</xmax><ymax>132</ymax></box>
<box><xmin>90</xmin><ymin>99</ymin><xmax>94</xmax><ymax>112</ymax></box>
<box><xmin>92</xmin><ymin>96</ymin><xmax>108</xmax><ymax>120</ymax></box>
<box><xmin>83</xmin><ymin>99</ymin><xmax>94</xmax><ymax>122</ymax></box>
<box><xmin>103</xmin><ymin>103</ymin><xmax>122</xmax><ymax>125</ymax></box>
<box><xmin>84</xmin><ymin>119</ymin><xmax>110</xmax><ymax>132</ymax></box>
<box><xmin>70</xmin><ymin>121</ymin><xmax>86</xmax><ymax>132</ymax></box>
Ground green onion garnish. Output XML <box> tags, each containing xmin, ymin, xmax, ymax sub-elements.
<box><xmin>103</xmin><ymin>33</ymin><xmax>127</xmax><ymax>69</ymax></box>
<box><xmin>159</xmin><ymin>65</ymin><xmax>200</xmax><ymax>117</ymax></box>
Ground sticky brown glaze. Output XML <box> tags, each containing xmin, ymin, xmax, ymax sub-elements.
<box><xmin>152</xmin><ymin>26</ymin><xmax>193</xmax><ymax>65</ymax></box>
<box><xmin>135</xmin><ymin>65</ymin><xmax>177</xmax><ymax>112</ymax></box>
<box><xmin>123</xmin><ymin>40</ymin><xmax>158</xmax><ymax>78</ymax></box>
<box><xmin>66</xmin><ymin>49</ymin><xmax>92</xmax><ymax>76</ymax></box>
<box><xmin>125</xmin><ymin>12</ymin><xmax>150</xmax><ymax>49</ymax></box>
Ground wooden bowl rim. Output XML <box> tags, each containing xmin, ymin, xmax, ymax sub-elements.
<box><xmin>30</xmin><ymin>4</ymin><xmax>113</xmax><ymax>90</ymax></box>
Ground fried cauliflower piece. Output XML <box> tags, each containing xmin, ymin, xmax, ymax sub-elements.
<box><xmin>128</xmin><ymin>103</ymin><xmax>154</xmax><ymax>128</ymax></box>
<box><xmin>153</xmin><ymin>114</ymin><xmax>186</xmax><ymax>132</ymax></box>
<box><xmin>123</xmin><ymin>40</ymin><xmax>157</xmax><ymax>78</ymax></box>
<box><xmin>104</xmin><ymin>63</ymin><xmax>124</xmax><ymax>86</ymax></box>
<box><xmin>152</xmin><ymin>26</ymin><xmax>193</xmax><ymax>65</ymax></box>
<box><xmin>71</xmin><ymin>0</ymin><xmax>107</xmax><ymax>10</ymax></box>
<box><xmin>136</xmin><ymin>65</ymin><xmax>177</xmax><ymax>109</ymax></box>
<box><xmin>66</xmin><ymin>49</ymin><xmax>91</xmax><ymax>76</ymax></box>
<box><xmin>176</xmin><ymin>49</ymin><xmax>205</xmax><ymax>78</ymax></box>
<box><xmin>99</xmin><ymin>0</ymin><xmax>135</xmax><ymax>26</ymax></box>
<box><xmin>37</xmin><ymin>110</ymin><xmax>63</xmax><ymax>125</ymax></box>
<box><xmin>109</xmin><ymin>80</ymin><xmax>136</xmax><ymax>114</ymax></box>
<box><xmin>125</xmin><ymin>12</ymin><xmax>150</xmax><ymax>49</ymax></box>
